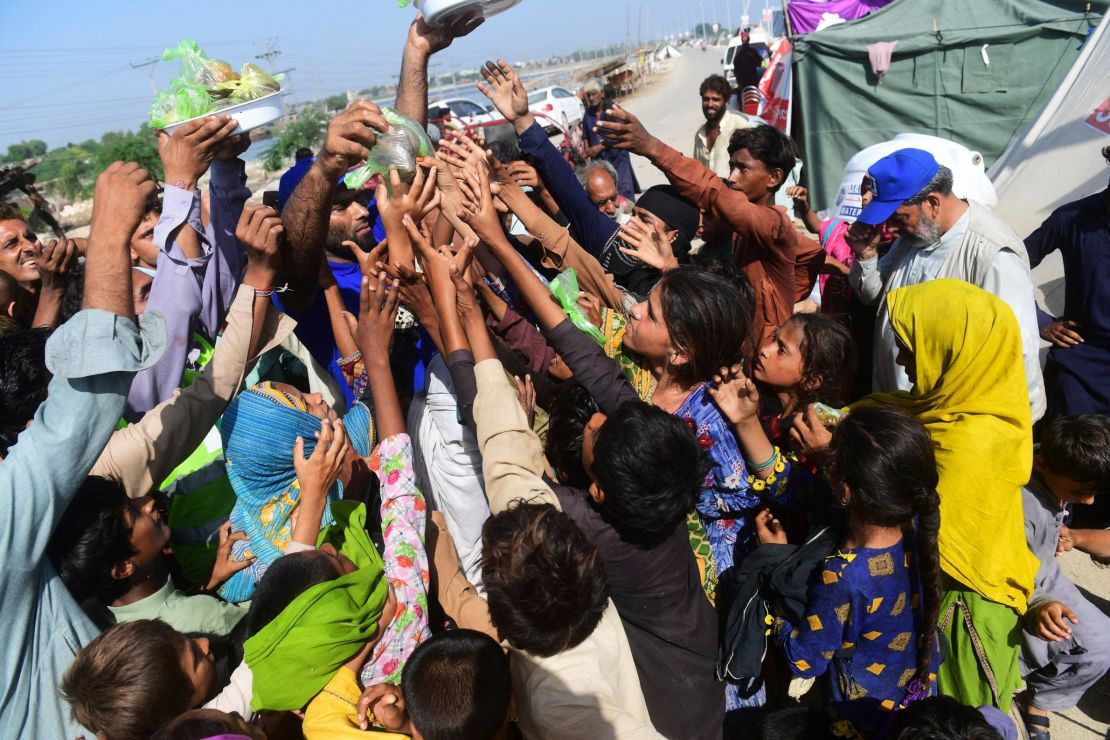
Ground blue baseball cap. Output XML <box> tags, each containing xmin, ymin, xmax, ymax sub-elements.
<box><xmin>857</xmin><ymin>148</ymin><xmax>940</xmax><ymax>226</ymax></box>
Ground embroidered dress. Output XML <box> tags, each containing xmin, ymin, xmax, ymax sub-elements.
<box><xmin>360</xmin><ymin>434</ymin><xmax>431</xmax><ymax>687</ymax></box>
<box><xmin>775</xmin><ymin>538</ymin><xmax>936</xmax><ymax>736</ymax></box>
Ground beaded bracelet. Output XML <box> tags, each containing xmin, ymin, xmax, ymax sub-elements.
<box><xmin>745</xmin><ymin>446</ymin><xmax>781</xmax><ymax>470</ymax></box>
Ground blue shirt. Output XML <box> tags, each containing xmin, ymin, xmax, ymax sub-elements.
<box><xmin>0</xmin><ymin>310</ymin><xmax>166</xmax><ymax>738</ymax></box>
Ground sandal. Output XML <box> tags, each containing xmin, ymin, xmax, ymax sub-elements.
<box><xmin>1017</xmin><ymin>704</ymin><xmax>1051</xmax><ymax>740</ymax></box>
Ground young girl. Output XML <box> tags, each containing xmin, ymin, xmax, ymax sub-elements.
<box><xmin>753</xmin><ymin>403</ymin><xmax>942</xmax><ymax>736</ymax></box>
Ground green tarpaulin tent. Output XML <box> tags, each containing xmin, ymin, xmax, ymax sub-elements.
<box><xmin>793</xmin><ymin>0</ymin><xmax>1103</xmax><ymax>210</ymax></box>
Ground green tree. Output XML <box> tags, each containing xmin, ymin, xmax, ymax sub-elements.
<box><xmin>262</xmin><ymin>110</ymin><xmax>326</xmax><ymax>172</ymax></box>
<box><xmin>325</xmin><ymin>93</ymin><xmax>349</xmax><ymax>111</ymax></box>
<box><xmin>94</xmin><ymin>123</ymin><xmax>162</xmax><ymax>180</ymax></box>
<box><xmin>3</xmin><ymin>139</ymin><xmax>47</xmax><ymax>163</ymax></box>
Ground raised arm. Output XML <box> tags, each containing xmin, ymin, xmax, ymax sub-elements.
<box><xmin>281</xmin><ymin>102</ymin><xmax>387</xmax><ymax>311</ymax></box>
<box><xmin>0</xmin><ymin>163</ymin><xmax>161</xmax><ymax>570</ymax></box>
<box><xmin>476</xmin><ymin>59</ymin><xmax>618</xmax><ymax>257</ymax></box>
<box><xmin>91</xmin><ymin>205</ymin><xmax>294</xmax><ymax>497</ymax></box>
<box><xmin>199</xmin><ymin>134</ymin><xmax>253</xmax><ymax>337</ymax></box>
<box><xmin>395</xmin><ymin>13</ymin><xmax>485</xmax><ymax>127</ymax></box>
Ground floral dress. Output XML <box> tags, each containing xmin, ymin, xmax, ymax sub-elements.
<box><xmin>359</xmin><ymin>433</ymin><xmax>431</xmax><ymax>687</ymax></box>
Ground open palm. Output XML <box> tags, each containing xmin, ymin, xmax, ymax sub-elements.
<box><xmin>477</xmin><ymin>59</ymin><xmax>530</xmax><ymax>122</ymax></box>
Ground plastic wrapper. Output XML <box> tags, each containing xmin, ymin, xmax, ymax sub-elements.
<box><xmin>549</xmin><ymin>269</ymin><xmax>604</xmax><ymax>343</ymax></box>
<box><xmin>163</xmin><ymin>39</ymin><xmax>237</xmax><ymax>88</ymax></box>
<box><xmin>215</xmin><ymin>63</ymin><xmax>283</xmax><ymax>104</ymax></box>
<box><xmin>811</xmin><ymin>402</ymin><xmax>847</xmax><ymax>428</ymax></box>
<box><xmin>343</xmin><ymin>107</ymin><xmax>433</xmax><ymax>190</ymax></box>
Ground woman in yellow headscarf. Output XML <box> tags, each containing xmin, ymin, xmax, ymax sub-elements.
<box><xmin>859</xmin><ymin>279</ymin><xmax>1039</xmax><ymax>712</ymax></box>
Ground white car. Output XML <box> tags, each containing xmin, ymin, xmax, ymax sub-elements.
<box><xmin>527</xmin><ymin>86</ymin><xmax>585</xmax><ymax>132</ymax></box>
<box><xmin>428</xmin><ymin>97</ymin><xmax>500</xmax><ymax>130</ymax></box>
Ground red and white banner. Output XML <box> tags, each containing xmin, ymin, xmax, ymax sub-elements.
<box><xmin>757</xmin><ymin>38</ymin><xmax>792</xmax><ymax>132</ymax></box>
<box><xmin>1084</xmin><ymin>96</ymin><xmax>1110</xmax><ymax>136</ymax></box>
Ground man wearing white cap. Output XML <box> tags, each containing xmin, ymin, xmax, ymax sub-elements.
<box><xmin>847</xmin><ymin>148</ymin><xmax>1045</xmax><ymax>421</ymax></box>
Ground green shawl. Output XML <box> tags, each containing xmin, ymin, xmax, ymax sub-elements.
<box><xmin>244</xmin><ymin>502</ymin><xmax>388</xmax><ymax>711</ymax></box>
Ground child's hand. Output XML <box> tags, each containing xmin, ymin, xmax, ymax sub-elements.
<box><xmin>1034</xmin><ymin>601</ymin><xmax>1078</xmax><ymax>642</ymax></box>
<box><xmin>343</xmin><ymin>271</ymin><xmax>402</xmax><ymax>363</ymax></box>
<box><xmin>515</xmin><ymin>374</ymin><xmax>536</xmax><ymax>427</ymax></box>
<box><xmin>293</xmin><ymin>418</ymin><xmax>350</xmax><ymax>502</ymax></box>
<box><xmin>357</xmin><ymin>683</ymin><xmax>411</xmax><ymax>733</ymax></box>
<box><xmin>708</xmin><ymin>363</ymin><xmax>760</xmax><ymax>427</ymax></box>
<box><xmin>205</xmin><ymin>521</ymin><xmax>254</xmax><ymax>591</ymax></box>
<box><xmin>1056</xmin><ymin>526</ymin><xmax>1074</xmax><ymax>557</ymax></box>
<box><xmin>790</xmin><ymin>405</ymin><xmax>833</xmax><ymax>457</ymax></box>
<box><xmin>755</xmin><ymin>509</ymin><xmax>787</xmax><ymax>545</ymax></box>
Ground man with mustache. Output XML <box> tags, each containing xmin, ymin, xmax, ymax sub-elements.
<box><xmin>693</xmin><ymin>74</ymin><xmax>756</xmax><ymax>179</ymax></box>
<box><xmin>846</xmin><ymin>147</ymin><xmax>1045</xmax><ymax>420</ymax></box>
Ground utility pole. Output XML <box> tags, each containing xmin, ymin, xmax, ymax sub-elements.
<box><xmin>727</xmin><ymin>0</ymin><xmax>733</xmax><ymax>35</ymax></box>
<box><xmin>256</xmin><ymin>40</ymin><xmax>282</xmax><ymax>72</ymax></box>
<box><xmin>130</xmin><ymin>57</ymin><xmax>159</xmax><ymax>95</ymax></box>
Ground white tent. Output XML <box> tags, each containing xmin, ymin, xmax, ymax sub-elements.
<box><xmin>990</xmin><ymin>14</ymin><xmax>1110</xmax><ymax>238</ymax></box>
<box><xmin>655</xmin><ymin>44</ymin><xmax>683</xmax><ymax>61</ymax></box>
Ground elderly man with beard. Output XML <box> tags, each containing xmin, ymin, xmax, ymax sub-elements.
<box><xmin>847</xmin><ymin>148</ymin><xmax>1045</xmax><ymax>420</ymax></box>
<box><xmin>693</xmin><ymin>75</ymin><xmax>756</xmax><ymax>179</ymax></box>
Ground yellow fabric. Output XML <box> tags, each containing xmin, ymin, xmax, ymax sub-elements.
<box><xmin>251</xmin><ymin>380</ymin><xmax>310</xmax><ymax>412</ymax></box>
<box><xmin>856</xmin><ymin>279</ymin><xmax>1037</xmax><ymax>613</ymax></box>
<box><xmin>302</xmin><ymin>667</ymin><xmax>409</xmax><ymax>740</ymax></box>
<box><xmin>599</xmin><ymin>308</ymin><xmax>657</xmax><ymax>401</ymax></box>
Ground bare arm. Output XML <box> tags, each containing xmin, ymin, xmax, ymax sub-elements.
<box><xmin>85</xmin><ymin>163</ymin><xmax>158</xmax><ymax>317</ymax></box>
<box><xmin>280</xmin><ymin>102</ymin><xmax>386</xmax><ymax>311</ymax></box>
<box><xmin>395</xmin><ymin>13</ymin><xmax>485</xmax><ymax>127</ymax></box>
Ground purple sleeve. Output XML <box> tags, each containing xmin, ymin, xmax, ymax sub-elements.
<box><xmin>126</xmin><ymin>186</ymin><xmax>208</xmax><ymax>417</ymax></box>
<box><xmin>199</xmin><ymin>159</ymin><xmax>250</xmax><ymax>337</ymax></box>
<box><xmin>544</xmin><ymin>319</ymin><xmax>639</xmax><ymax>414</ymax></box>
<box><xmin>488</xmin><ymin>305</ymin><xmax>556</xmax><ymax>375</ymax></box>
<box><xmin>445</xmin><ymin>349</ymin><xmax>477</xmax><ymax>426</ymax></box>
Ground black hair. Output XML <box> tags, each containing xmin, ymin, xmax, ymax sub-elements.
<box><xmin>0</xmin><ymin>327</ymin><xmax>51</xmax><ymax>457</ymax></box>
<box><xmin>295</xmin><ymin>147</ymin><xmax>315</xmax><ymax>161</ymax></box>
<box><xmin>487</xmin><ymin>137</ymin><xmax>522</xmax><ymax>165</ymax></box>
<box><xmin>592</xmin><ymin>402</ymin><xmax>709</xmax><ymax>539</ymax></box>
<box><xmin>824</xmin><ymin>406</ymin><xmax>942</xmax><ymax>692</ymax></box>
<box><xmin>401</xmin><ymin>629</ymin><xmax>511</xmax><ymax>740</ymax></box>
<box><xmin>889</xmin><ymin>696</ymin><xmax>1003</xmax><ymax>740</ymax></box>
<box><xmin>48</xmin><ymin>476</ymin><xmax>136</xmax><ymax>604</ymax></box>
<box><xmin>699</xmin><ymin>74</ymin><xmax>733</xmax><ymax>100</ymax></box>
<box><xmin>754</xmin><ymin>707</ymin><xmax>838</xmax><ymax>740</ymax></box>
<box><xmin>149</xmin><ymin>710</ymin><xmax>251</xmax><ymax>740</ymax></box>
<box><xmin>245</xmin><ymin>552</ymin><xmax>339</xmax><ymax>636</ymax></box>
<box><xmin>481</xmin><ymin>503</ymin><xmax>609</xmax><ymax>657</ymax></box>
<box><xmin>657</xmin><ymin>266</ymin><xmax>752</xmax><ymax>385</ymax></box>
<box><xmin>60</xmin><ymin>258</ymin><xmax>85</xmax><ymax>325</ymax></box>
<box><xmin>784</xmin><ymin>313</ymin><xmax>856</xmax><ymax>407</ymax></box>
<box><xmin>905</xmin><ymin>165</ymin><xmax>955</xmax><ymax>205</ymax></box>
<box><xmin>1038</xmin><ymin>414</ymin><xmax>1110</xmax><ymax>494</ymax></box>
<box><xmin>545</xmin><ymin>382</ymin><xmax>599</xmax><ymax>489</ymax></box>
<box><xmin>727</xmin><ymin>125</ymin><xmax>797</xmax><ymax>186</ymax></box>
<box><xmin>1103</xmin><ymin>144</ymin><xmax>1110</xmax><ymax>165</ymax></box>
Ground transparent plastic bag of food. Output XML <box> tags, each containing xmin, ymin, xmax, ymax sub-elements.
<box><xmin>214</xmin><ymin>63</ymin><xmax>283</xmax><ymax>104</ymax></box>
<box><xmin>343</xmin><ymin>107</ymin><xmax>433</xmax><ymax>190</ymax></box>
<box><xmin>163</xmin><ymin>39</ymin><xmax>237</xmax><ymax>89</ymax></box>
<box><xmin>149</xmin><ymin>80</ymin><xmax>214</xmax><ymax>129</ymax></box>
<box><xmin>549</xmin><ymin>268</ymin><xmax>604</xmax><ymax>343</ymax></box>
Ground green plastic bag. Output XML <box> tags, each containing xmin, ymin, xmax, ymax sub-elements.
<box><xmin>163</xmin><ymin>38</ymin><xmax>236</xmax><ymax>88</ymax></box>
<box><xmin>215</xmin><ymin>63</ymin><xmax>283</xmax><ymax>104</ymax></box>
<box><xmin>343</xmin><ymin>107</ymin><xmax>433</xmax><ymax>190</ymax></box>
<box><xmin>549</xmin><ymin>269</ymin><xmax>604</xmax><ymax>343</ymax></box>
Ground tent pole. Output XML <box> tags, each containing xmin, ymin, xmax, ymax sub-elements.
<box><xmin>782</xmin><ymin>0</ymin><xmax>794</xmax><ymax>37</ymax></box>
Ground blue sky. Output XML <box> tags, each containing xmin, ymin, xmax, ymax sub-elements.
<box><xmin>0</xmin><ymin>0</ymin><xmax>743</xmax><ymax>150</ymax></box>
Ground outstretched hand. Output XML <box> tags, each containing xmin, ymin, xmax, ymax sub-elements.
<box><xmin>205</xmin><ymin>521</ymin><xmax>254</xmax><ymax>591</ymax></box>
<box><xmin>293</xmin><ymin>418</ymin><xmax>350</xmax><ymax>503</ymax></box>
<box><xmin>618</xmin><ymin>217</ymin><xmax>678</xmax><ymax>272</ymax></box>
<box><xmin>343</xmin><ymin>271</ymin><xmax>401</xmax><ymax>363</ymax></box>
<box><xmin>477</xmin><ymin>59</ymin><xmax>532</xmax><ymax>130</ymax></box>
<box><xmin>236</xmin><ymin>204</ymin><xmax>284</xmax><ymax>286</ymax></box>
<box><xmin>407</xmin><ymin>11</ymin><xmax>485</xmax><ymax>56</ymax></box>
<box><xmin>707</xmin><ymin>364</ymin><xmax>761</xmax><ymax>427</ymax></box>
<box><xmin>593</xmin><ymin>105</ymin><xmax>663</xmax><ymax>159</ymax></box>
<box><xmin>316</xmin><ymin>101</ymin><xmax>389</xmax><ymax>180</ymax></box>
<box><xmin>157</xmin><ymin>115</ymin><xmax>240</xmax><ymax>190</ymax></box>
<box><xmin>790</xmin><ymin>404</ymin><xmax>833</xmax><ymax>458</ymax></box>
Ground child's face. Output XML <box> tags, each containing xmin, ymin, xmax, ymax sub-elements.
<box><xmin>181</xmin><ymin>637</ymin><xmax>218</xmax><ymax>707</ymax></box>
<box><xmin>1035</xmin><ymin>458</ymin><xmax>1097</xmax><ymax>507</ymax></box>
<box><xmin>124</xmin><ymin>496</ymin><xmax>172</xmax><ymax>572</ymax></box>
<box><xmin>752</xmin><ymin>320</ymin><xmax>806</xmax><ymax>391</ymax></box>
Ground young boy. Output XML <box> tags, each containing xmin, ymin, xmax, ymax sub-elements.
<box><xmin>1017</xmin><ymin>414</ymin><xmax>1110</xmax><ymax>738</ymax></box>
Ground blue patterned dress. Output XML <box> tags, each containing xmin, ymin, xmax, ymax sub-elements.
<box><xmin>774</xmin><ymin>537</ymin><xmax>938</xmax><ymax>736</ymax></box>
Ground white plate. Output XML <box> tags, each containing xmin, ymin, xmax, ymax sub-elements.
<box><xmin>414</xmin><ymin>0</ymin><xmax>522</xmax><ymax>28</ymax></box>
<box><xmin>162</xmin><ymin>90</ymin><xmax>288</xmax><ymax>136</ymax></box>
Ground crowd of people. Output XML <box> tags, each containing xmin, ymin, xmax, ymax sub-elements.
<box><xmin>1</xmin><ymin>12</ymin><xmax>1108</xmax><ymax>740</ymax></box>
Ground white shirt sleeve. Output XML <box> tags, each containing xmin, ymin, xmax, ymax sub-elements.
<box><xmin>849</xmin><ymin>254</ymin><xmax>884</xmax><ymax>306</ymax></box>
<box><xmin>981</xmin><ymin>250</ymin><xmax>1046</xmax><ymax>421</ymax></box>
<box><xmin>203</xmin><ymin>661</ymin><xmax>254</xmax><ymax>718</ymax></box>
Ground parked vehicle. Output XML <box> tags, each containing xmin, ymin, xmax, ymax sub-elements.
<box><xmin>527</xmin><ymin>86</ymin><xmax>585</xmax><ymax>133</ymax></box>
<box><xmin>428</xmin><ymin>97</ymin><xmax>500</xmax><ymax>129</ymax></box>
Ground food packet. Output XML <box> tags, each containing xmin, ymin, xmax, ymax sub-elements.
<box><xmin>343</xmin><ymin>107</ymin><xmax>433</xmax><ymax>190</ymax></box>
<box><xmin>215</xmin><ymin>63</ymin><xmax>283</xmax><ymax>104</ymax></box>
<box><xmin>163</xmin><ymin>39</ymin><xmax>236</xmax><ymax>88</ymax></box>
<box><xmin>149</xmin><ymin>79</ymin><xmax>214</xmax><ymax>129</ymax></box>
<box><xmin>549</xmin><ymin>269</ymin><xmax>605</xmax><ymax>343</ymax></box>
<box><xmin>811</xmin><ymin>403</ymin><xmax>847</xmax><ymax>428</ymax></box>
<box><xmin>149</xmin><ymin>90</ymin><xmax>180</xmax><ymax>129</ymax></box>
